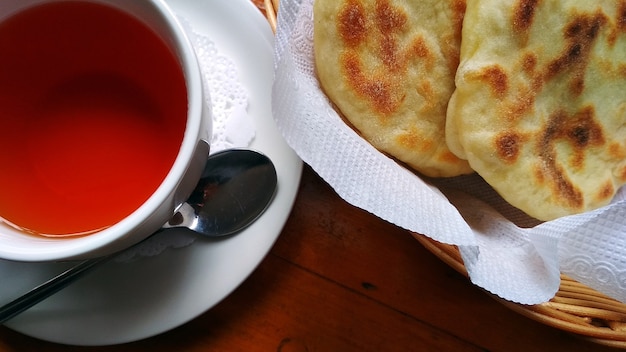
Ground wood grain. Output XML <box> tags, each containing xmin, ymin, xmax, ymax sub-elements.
<box><xmin>0</xmin><ymin>166</ymin><xmax>622</xmax><ymax>351</ymax></box>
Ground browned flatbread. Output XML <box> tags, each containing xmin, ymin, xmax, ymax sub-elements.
<box><xmin>446</xmin><ymin>0</ymin><xmax>626</xmax><ymax>220</ymax></box>
<box><xmin>313</xmin><ymin>0</ymin><xmax>472</xmax><ymax>177</ymax></box>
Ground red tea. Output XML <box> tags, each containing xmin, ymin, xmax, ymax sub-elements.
<box><xmin>0</xmin><ymin>1</ymin><xmax>188</xmax><ymax>236</ymax></box>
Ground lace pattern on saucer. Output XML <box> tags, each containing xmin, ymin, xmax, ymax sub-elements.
<box><xmin>115</xmin><ymin>15</ymin><xmax>254</xmax><ymax>263</ymax></box>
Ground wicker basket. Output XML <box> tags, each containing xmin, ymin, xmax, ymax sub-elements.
<box><xmin>262</xmin><ymin>0</ymin><xmax>626</xmax><ymax>348</ymax></box>
<box><xmin>415</xmin><ymin>235</ymin><xmax>626</xmax><ymax>348</ymax></box>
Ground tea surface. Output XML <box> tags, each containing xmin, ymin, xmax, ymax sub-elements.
<box><xmin>0</xmin><ymin>1</ymin><xmax>187</xmax><ymax>235</ymax></box>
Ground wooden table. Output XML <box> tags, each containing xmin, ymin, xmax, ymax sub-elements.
<box><xmin>0</xmin><ymin>2</ymin><xmax>624</xmax><ymax>351</ymax></box>
<box><xmin>0</xmin><ymin>165</ymin><xmax>621</xmax><ymax>352</ymax></box>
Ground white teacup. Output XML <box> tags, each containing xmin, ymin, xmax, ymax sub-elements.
<box><xmin>0</xmin><ymin>0</ymin><xmax>211</xmax><ymax>261</ymax></box>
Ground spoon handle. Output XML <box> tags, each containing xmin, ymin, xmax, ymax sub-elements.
<box><xmin>0</xmin><ymin>256</ymin><xmax>109</xmax><ymax>324</ymax></box>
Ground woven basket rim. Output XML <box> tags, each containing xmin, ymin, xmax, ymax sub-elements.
<box><xmin>262</xmin><ymin>0</ymin><xmax>626</xmax><ymax>348</ymax></box>
<box><xmin>414</xmin><ymin>234</ymin><xmax>626</xmax><ymax>348</ymax></box>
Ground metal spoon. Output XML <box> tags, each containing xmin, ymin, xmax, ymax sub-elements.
<box><xmin>0</xmin><ymin>148</ymin><xmax>277</xmax><ymax>323</ymax></box>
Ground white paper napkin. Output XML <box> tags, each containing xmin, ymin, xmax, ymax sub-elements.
<box><xmin>115</xmin><ymin>15</ymin><xmax>254</xmax><ymax>262</ymax></box>
<box><xmin>271</xmin><ymin>0</ymin><xmax>626</xmax><ymax>304</ymax></box>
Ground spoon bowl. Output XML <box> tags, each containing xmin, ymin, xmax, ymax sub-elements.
<box><xmin>164</xmin><ymin>148</ymin><xmax>277</xmax><ymax>236</ymax></box>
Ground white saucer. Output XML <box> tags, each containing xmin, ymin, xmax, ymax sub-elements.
<box><xmin>0</xmin><ymin>0</ymin><xmax>302</xmax><ymax>345</ymax></box>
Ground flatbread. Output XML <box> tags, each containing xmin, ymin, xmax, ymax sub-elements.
<box><xmin>313</xmin><ymin>0</ymin><xmax>472</xmax><ymax>177</ymax></box>
<box><xmin>446</xmin><ymin>0</ymin><xmax>626</xmax><ymax>220</ymax></box>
